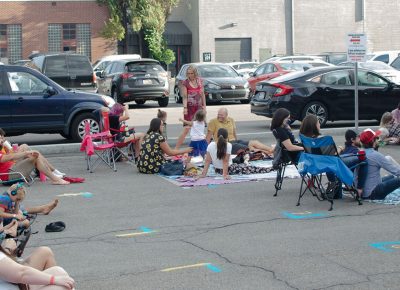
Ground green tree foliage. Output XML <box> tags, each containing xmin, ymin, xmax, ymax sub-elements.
<box><xmin>98</xmin><ymin>0</ymin><xmax>179</xmax><ymax>64</ymax></box>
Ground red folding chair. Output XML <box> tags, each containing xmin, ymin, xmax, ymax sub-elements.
<box><xmin>80</xmin><ymin>113</ymin><xmax>117</xmax><ymax>173</ymax></box>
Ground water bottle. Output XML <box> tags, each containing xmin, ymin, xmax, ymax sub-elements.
<box><xmin>124</xmin><ymin>123</ymin><xmax>130</xmax><ymax>137</ymax></box>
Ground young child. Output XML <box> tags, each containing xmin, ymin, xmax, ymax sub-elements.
<box><xmin>157</xmin><ymin>109</ymin><xmax>168</xmax><ymax>140</ymax></box>
<box><xmin>179</xmin><ymin>109</ymin><xmax>208</xmax><ymax>159</ymax></box>
<box><xmin>0</xmin><ymin>183</ymin><xmax>29</xmax><ymax>229</ymax></box>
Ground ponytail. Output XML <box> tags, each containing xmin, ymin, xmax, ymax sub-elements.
<box><xmin>216</xmin><ymin>128</ymin><xmax>228</xmax><ymax>160</ymax></box>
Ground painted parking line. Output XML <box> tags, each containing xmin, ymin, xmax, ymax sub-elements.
<box><xmin>282</xmin><ymin>211</ymin><xmax>328</xmax><ymax>219</ymax></box>
<box><xmin>57</xmin><ymin>192</ymin><xmax>93</xmax><ymax>198</ymax></box>
<box><xmin>370</xmin><ymin>241</ymin><xmax>400</xmax><ymax>252</ymax></box>
<box><xmin>161</xmin><ymin>263</ymin><xmax>221</xmax><ymax>273</ymax></box>
<box><xmin>116</xmin><ymin>226</ymin><xmax>155</xmax><ymax>237</ymax></box>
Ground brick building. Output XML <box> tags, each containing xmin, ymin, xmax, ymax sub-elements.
<box><xmin>0</xmin><ymin>0</ymin><xmax>115</xmax><ymax>64</ymax></box>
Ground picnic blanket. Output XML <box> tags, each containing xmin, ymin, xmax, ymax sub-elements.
<box><xmin>369</xmin><ymin>188</ymin><xmax>400</xmax><ymax>205</ymax></box>
<box><xmin>159</xmin><ymin>160</ymin><xmax>300</xmax><ymax>187</ymax></box>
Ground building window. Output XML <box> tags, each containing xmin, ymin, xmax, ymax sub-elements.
<box><xmin>0</xmin><ymin>25</ymin><xmax>6</xmax><ymax>42</ymax></box>
<box><xmin>0</xmin><ymin>48</ymin><xmax>6</xmax><ymax>58</ymax></box>
<box><xmin>77</xmin><ymin>24</ymin><xmax>91</xmax><ymax>60</ymax></box>
<box><xmin>5</xmin><ymin>24</ymin><xmax>22</xmax><ymax>64</ymax></box>
<box><xmin>48</xmin><ymin>24</ymin><xmax>62</xmax><ymax>53</ymax></box>
<box><xmin>62</xmin><ymin>24</ymin><xmax>76</xmax><ymax>40</ymax></box>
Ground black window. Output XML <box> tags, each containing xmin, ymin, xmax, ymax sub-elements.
<box><xmin>374</xmin><ymin>54</ymin><xmax>389</xmax><ymax>64</ymax></box>
<box><xmin>126</xmin><ymin>62</ymin><xmax>165</xmax><ymax>73</ymax></box>
<box><xmin>0</xmin><ymin>48</ymin><xmax>6</xmax><ymax>58</ymax></box>
<box><xmin>0</xmin><ymin>74</ymin><xmax>5</xmax><ymax>94</ymax></box>
<box><xmin>391</xmin><ymin>57</ymin><xmax>400</xmax><ymax>70</ymax></box>
<box><xmin>0</xmin><ymin>24</ymin><xmax>6</xmax><ymax>41</ymax></box>
<box><xmin>7</xmin><ymin>71</ymin><xmax>48</xmax><ymax>95</ymax></box>
<box><xmin>44</xmin><ymin>55</ymin><xmax>67</xmax><ymax>77</ymax></box>
<box><xmin>254</xmin><ymin>64</ymin><xmax>266</xmax><ymax>76</ymax></box>
<box><xmin>62</xmin><ymin>24</ymin><xmax>76</xmax><ymax>40</ymax></box>
<box><xmin>111</xmin><ymin>62</ymin><xmax>124</xmax><ymax>74</ymax></box>
<box><xmin>316</xmin><ymin>70</ymin><xmax>352</xmax><ymax>86</ymax></box>
<box><xmin>358</xmin><ymin>71</ymin><xmax>388</xmax><ymax>87</ymax></box>
<box><xmin>67</xmin><ymin>55</ymin><xmax>92</xmax><ymax>75</ymax></box>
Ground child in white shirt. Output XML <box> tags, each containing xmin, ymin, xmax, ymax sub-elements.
<box><xmin>179</xmin><ymin>109</ymin><xmax>207</xmax><ymax>159</ymax></box>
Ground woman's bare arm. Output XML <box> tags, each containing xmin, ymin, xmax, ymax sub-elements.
<box><xmin>281</xmin><ymin>139</ymin><xmax>304</xmax><ymax>151</ymax></box>
<box><xmin>160</xmin><ymin>141</ymin><xmax>191</xmax><ymax>156</ymax></box>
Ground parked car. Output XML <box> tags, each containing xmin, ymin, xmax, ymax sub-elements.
<box><xmin>92</xmin><ymin>54</ymin><xmax>141</xmax><ymax>72</ymax></box>
<box><xmin>0</xmin><ymin>64</ymin><xmax>115</xmax><ymax>141</ymax></box>
<box><xmin>390</xmin><ymin>56</ymin><xmax>400</xmax><ymax>71</ymax></box>
<box><xmin>250</xmin><ymin>66</ymin><xmax>400</xmax><ymax>126</ymax></box>
<box><xmin>247</xmin><ymin>60</ymin><xmax>332</xmax><ymax>96</ymax></box>
<box><xmin>313</xmin><ymin>52</ymin><xmax>347</xmax><ymax>65</ymax></box>
<box><xmin>96</xmin><ymin>58</ymin><xmax>170</xmax><ymax>107</ymax></box>
<box><xmin>174</xmin><ymin>63</ymin><xmax>250</xmax><ymax>104</ymax></box>
<box><xmin>365</xmin><ymin>51</ymin><xmax>400</xmax><ymax>64</ymax></box>
<box><xmin>227</xmin><ymin>62</ymin><xmax>258</xmax><ymax>79</ymax></box>
<box><xmin>12</xmin><ymin>59</ymin><xmax>31</xmax><ymax>66</ymax></box>
<box><xmin>28</xmin><ymin>53</ymin><xmax>96</xmax><ymax>92</ymax></box>
<box><xmin>263</xmin><ymin>55</ymin><xmax>324</xmax><ymax>63</ymax></box>
<box><xmin>338</xmin><ymin>61</ymin><xmax>400</xmax><ymax>84</ymax></box>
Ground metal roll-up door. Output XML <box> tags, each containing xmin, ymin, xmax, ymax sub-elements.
<box><xmin>215</xmin><ymin>38</ymin><xmax>251</xmax><ymax>62</ymax></box>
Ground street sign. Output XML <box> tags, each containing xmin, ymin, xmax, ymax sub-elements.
<box><xmin>203</xmin><ymin>52</ymin><xmax>212</xmax><ymax>62</ymax></box>
<box><xmin>347</xmin><ymin>33</ymin><xmax>367</xmax><ymax>62</ymax></box>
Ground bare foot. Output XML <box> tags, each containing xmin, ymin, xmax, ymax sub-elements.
<box><xmin>42</xmin><ymin>199</ymin><xmax>59</xmax><ymax>215</ymax></box>
<box><xmin>51</xmin><ymin>179</ymin><xmax>70</xmax><ymax>185</ymax></box>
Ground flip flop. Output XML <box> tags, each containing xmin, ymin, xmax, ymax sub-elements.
<box><xmin>45</xmin><ymin>221</ymin><xmax>66</xmax><ymax>232</ymax></box>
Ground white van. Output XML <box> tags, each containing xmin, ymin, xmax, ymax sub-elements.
<box><xmin>365</xmin><ymin>51</ymin><xmax>400</xmax><ymax>64</ymax></box>
<box><xmin>93</xmin><ymin>54</ymin><xmax>141</xmax><ymax>72</ymax></box>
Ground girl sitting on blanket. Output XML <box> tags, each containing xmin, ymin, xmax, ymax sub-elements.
<box><xmin>198</xmin><ymin>128</ymin><xmax>273</xmax><ymax>180</ymax></box>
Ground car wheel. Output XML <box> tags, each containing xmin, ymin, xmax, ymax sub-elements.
<box><xmin>302</xmin><ymin>101</ymin><xmax>328</xmax><ymax>127</ymax></box>
<box><xmin>135</xmin><ymin>100</ymin><xmax>146</xmax><ymax>105</ymax></box>
<box><xmin>174</xmin><ymin>86</ymin><xmax>182</xmax><ymax>103</ymax></box>
<box><xmin>112</xmin><ymin>88</ymin><xmax>123</xmax><ymax>104</ymax></box>
<box><xmin>70</xmin><ymin>112</ymin><xmax>100</xmax><ymax>142</ymax></box>
<box><xmin>158</xmin><ymin>97</ymin><xmax>169</xmax><ymax>107</ymax></box>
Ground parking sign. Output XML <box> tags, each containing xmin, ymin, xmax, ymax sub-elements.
<box><xmin>347</xmin><ymin>33</ymin><xmax>367</xmax><ymax>62</ymax></box>
<box><xmin>203</xmin><ymin>52</ymin><xmax>212</xmax><ymax>62</ymax></box>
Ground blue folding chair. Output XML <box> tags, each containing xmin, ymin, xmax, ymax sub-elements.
<box><xmin>297</xmin><ymin>134</ymin><xmax>362</xmax><ymax>211</ymax></box>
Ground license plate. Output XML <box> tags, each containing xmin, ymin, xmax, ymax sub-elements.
<box><xmin>143</xmin><ymin>79</ymin><xmax>152</xmax><ymax>85</ymax></box>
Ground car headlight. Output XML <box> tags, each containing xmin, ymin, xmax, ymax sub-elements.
<box><xmin>101</xmin><ymin>95</ymin><xmax>115</xmax><ymax>108</ymax></box>
<box><xmin>256</xmin><ymin>84</ymin><xmax>263</xmax><ymax>91</ymax></box>
<box><xmin>207</xmin><ymin>83</ymin><xmax>221</xmax><ymax>90</ymax></box>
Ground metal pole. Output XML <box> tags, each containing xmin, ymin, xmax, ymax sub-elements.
<box><xmin>355</xmin><ymin>61</ymin><xmax>359</xmax><ymax>130</ymax></box>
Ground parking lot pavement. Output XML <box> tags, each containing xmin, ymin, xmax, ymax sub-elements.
<box><xmin>19</xmin><ymin>142</ymin><xmax>400</xmax><ymax>290</ymax></box>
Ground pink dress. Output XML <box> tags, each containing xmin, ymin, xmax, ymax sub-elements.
<box><xmin>182</xmin><ymin>78</ymin><xmax>204</xmax><ymax>121</ymax></box>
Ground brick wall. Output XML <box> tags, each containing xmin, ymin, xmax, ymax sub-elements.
<box><xmin>0</xmin><ymin>1</ymin><xmax>116</xmax><ymax>62</ymax></box>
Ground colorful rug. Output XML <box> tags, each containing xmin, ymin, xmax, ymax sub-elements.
<box><xmin>159</xmin><ymin>160</ymin><xmax>300</xmax><ymax>187</ymax></box>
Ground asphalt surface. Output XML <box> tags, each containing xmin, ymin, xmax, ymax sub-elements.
<box><xmin>17</xmin><ymin>126</ymin><xmax>400</xmax><ymax>290</ymax></box>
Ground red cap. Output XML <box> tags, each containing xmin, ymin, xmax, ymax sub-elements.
<box><xmin>359</xmin><ymin>128</ymin><xmax>381</xmax><ymax>145</ymax></box>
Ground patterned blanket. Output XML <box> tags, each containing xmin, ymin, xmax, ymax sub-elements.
<box><xmin>369</xmin><ymin>188</ymin><xmax>400</xmax><ymax>205</ymax></box>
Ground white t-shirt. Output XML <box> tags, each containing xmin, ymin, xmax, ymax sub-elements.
<box><xmin>190</xmin><ymin>121</ymin><xmax>206</xmax><ymax>141</ymax></box>
<box><xmin>206</xmin><ymin>141</ymin><xmax>232</xmax><ymax>169</ymax></box>
<box><xmin>0</xmin><ymin>252</ymin><xmax>19</xmax><ymax>290</ymax></box>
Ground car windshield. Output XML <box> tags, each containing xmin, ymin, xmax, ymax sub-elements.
<box><xmin>197</xmin><ymin>65</ymin><xmax>239</xmax><ymax>78</ymax></box>
<box><xmin>126</xmin><ymin>62</ymin><xmax>164</xmax><ymax>73</ymax></box>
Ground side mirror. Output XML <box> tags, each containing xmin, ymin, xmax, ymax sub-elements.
<box><xmin>95</xmin><ymin>71</ymin><xmax>103</xmax><ymax>78</ymax></box>
<box><xmin>249</xmin><ymin>72</ymin><xmax>255</xmax><ymax>77</ymax></box>
<box><xmin>44</xmin><ymin>86</ymin><xmax>56</xmax><ymax>97</ymax></box>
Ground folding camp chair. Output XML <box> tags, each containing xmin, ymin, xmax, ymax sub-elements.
<box><xmin>0</xmin><ymin>170</ymin><xmax>34</xmax><ymax>186</ymax></box>
<box><xmin>297</xmin><ymin>134</ymin><xmax>362</xmax><ymax>211</ymax></box>
<box><xmin>272</xmin><ymin>129</ymin><xmax>298</xmax><ymax>197</ymax></box>
<box><xmin>80</xmin><ymin>114</ymin><xmax>117</xmax><ymax>173</ymax></box>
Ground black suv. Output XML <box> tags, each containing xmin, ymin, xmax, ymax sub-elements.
<box><xmin>28</xmin><ymin>53</ymin><xmax>95</xmax><ymax>92</ymax></box>
<box><xmin>96</xmin><ymin>58</ymin><xmax>170</xmax><ymax>107</ymax></box>
<box><xmin>0</xmin><ymin>64</ymin><xmax>114</xmax><ymax>141</ymax></box>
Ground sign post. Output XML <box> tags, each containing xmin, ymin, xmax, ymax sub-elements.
<box><xmin>347</xmin><ymin>33</ymin><xmax>367</xmax><ymax>131</ymax></box>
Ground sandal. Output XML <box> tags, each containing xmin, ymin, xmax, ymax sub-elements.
<box><xmin>45</xmin><ymin>221</ymin><xmax>66</xmax><ymax>232</ymax></box>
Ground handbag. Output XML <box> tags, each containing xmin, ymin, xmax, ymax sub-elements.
<box><xmin>160</xmin><ymin>160</ymin><xmax>184</xmax><ymax>176</ymax></box>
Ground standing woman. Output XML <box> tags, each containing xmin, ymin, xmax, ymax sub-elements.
<box><xmin>175</xmin><ymin>65</ymin><xmax>207</xmax><ymax>149</ymax></box>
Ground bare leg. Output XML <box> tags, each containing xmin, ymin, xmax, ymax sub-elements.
<box><xmin>2</xmin><ymin>220</ymin><xmax>18</xmax><ymax>237</ymax></box>
<box><xmin>23</xmin><ymin>246</ymin><xmax>57</xmax><ymax>270</ymax></box>
<box><xmin>33</xmin><ymin>156</ymin><xmax>69</xmax><ymax>185</ymax></box>
<box><xmin>248</xmin><ymin>140</ymin><xmax>274</xmax><ymax>155</ymax></box>
<box><xmin>25</xmin><ymin>199</ymin><xmax>59</xmax><ymax>215</ymax></box>
<box><xmin>125</xmin><ymin>132</ymin><xmax>144</xmax><ymax>158</ymax></box>
<box><xmin>175</xmin><ymin>126</ymin><xmax>191</xmax><ymax>149</ymax></box>
<box><xmin>29</xmin><ymin>266</ymin><xmax>74</xmax><ymax>290</ymax></box>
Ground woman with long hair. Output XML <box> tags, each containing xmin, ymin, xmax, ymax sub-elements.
<box><xmin>175</xmin><ymin>65</ymin><xmax>207</xmax><ymax>149</ymax></box>
<box><xmin>198</xmin><ymin>128</ymin><xmax>273</xmax><ymax>180</ymax></box>
<box><xmin>137</xmin><ymin>118</ymin><xmax>192</xmax><ymax>174</ymax></box>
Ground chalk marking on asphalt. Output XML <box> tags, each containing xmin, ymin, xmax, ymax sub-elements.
<box><xmin>116</xmin><ymin>227</ymin><xmax>154</xmax><ymax>237</ymax></box>
<box><xmin>57</xmin><ymin>192</ymin><xmax>93</xmax><ymax>198</ymax></box>
<box><xmin>370</xmin><ymin>241</ymin><xmax>400</xmax><ymax>252</ymax></box>
<box><xmin>282</xmin><ymin>211</ymin><xmax>327</xmax><ymax>219</ymax></box>
<box><xmin>161</xmin><ymin>263</ymin><xmax>221</xmax><ymax>272</ymax></box>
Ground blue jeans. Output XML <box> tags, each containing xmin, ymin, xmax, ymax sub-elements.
<box><xmin>370</xmin><ymin>175</ymin><xmax>400</xmax><ymax>200</ymax></box>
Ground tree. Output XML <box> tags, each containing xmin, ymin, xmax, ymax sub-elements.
<box><xmin>98</xmin><ymin>0</ymin><xmax>179</xmax><ymax>65</ymax></box>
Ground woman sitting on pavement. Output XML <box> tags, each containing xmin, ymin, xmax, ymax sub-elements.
<box><xmin>360</xmin><ymin>128</ymin><xmax>400</xmax><ymax>200</ymax></box>
<box><xmin>300</xmin><ymin>115</ymin><xmax>367</xmax><ymax>198</ymax></box>
<box><xmin>198</xmin><ymin>128</ymin><xmax>274</xmax><ymax>180</ymax></box>
<box><xmin>270</xmin><ymin>108</ymin><xmax>304</xmax><ymax>163</ymax></box>
<box><xmin>137</xmin><ymin>118</ymin><xmax>193</xmax><ymax>174</ymax></box>
<box><xmin>378</xmin><ymin>112</ymin><xmax>400</xmax><ymax>145</ymax></box>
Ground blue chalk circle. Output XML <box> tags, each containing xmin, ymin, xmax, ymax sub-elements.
<box><xmin>206</xmin><ymin>264</ymin><xmax>221</xmax><ymax>273</ymax></box>
<box><xmin>370</xmin><ymin>241</ymin><xmax>400</xmax><ymax>252</ymax></box>
<box><xmin>139</xmin><ymin>226</ymin><xmax>153</xmax><ymax>233</ymax></box>
<box><xmin>208</xmin><ymin>184</ymin><xmax>218</xmax><ymax>189</ymax></box>
<box><xmin>282</xmin><ymin>211</ymin><xmax>327</xmax><ymax>220</ymax></box>
<box><xmin>82</xmin><ymin>192</ymin><xmax>93</xmax><ymax>198</ymax></box>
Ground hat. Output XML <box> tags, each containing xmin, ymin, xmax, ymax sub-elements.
<box><xmin>345</xmin><ymin>129</ymin><xmax>358</xmax><ymax>142</ymax></box>
<box><xmin>360</xmin><ymin>128</ymin><xmax>381</xmax><ymax>144</ymax></box>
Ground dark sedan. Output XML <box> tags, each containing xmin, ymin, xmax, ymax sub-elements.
<box><xmin>174</xmin><ymin>63</ymin><xmax>250</xmax><ymax>104</ymax></box>
<box><xmin>250</xmin><ymin>66</ymin><xmax>400</xmax><ymax>126</ymax></box>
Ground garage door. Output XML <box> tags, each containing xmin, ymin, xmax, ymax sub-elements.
<box><xmin>215</xmin><ymin>38</ymin><xmax>251</xmax><ymax>62</ymax></box>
